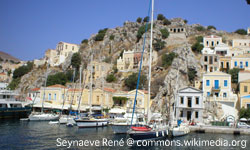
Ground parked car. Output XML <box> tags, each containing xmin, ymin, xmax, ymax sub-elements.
<box><xmin>237</xmin><ymin>122</ymin><xmax>250</xmax><ymax>128</ymax></box>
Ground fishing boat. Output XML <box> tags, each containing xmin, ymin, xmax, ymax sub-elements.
<box><xmin>75</xmin><ymin>49</ymin><xmax>108</xmax><ymax>128</ymax></box>
<box><xmin>128</xmin><ymin>0</ymin><xmax>168</xmax><ymax>141</ymax></box>
<box><xmin>28</xmin><ymin>63</ymin><xmax>59</xmax><ymax>121</ymax></box>
<box><xmin>0</xmin><ymin>83</ymin><xmax>31</xmax><ymax>119</ymax></box>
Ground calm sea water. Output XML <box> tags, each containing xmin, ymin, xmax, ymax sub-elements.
<box><xmin>0</xmin><ymin>119</ymin><xmax>249</xmax><ymax>150</ymax></box>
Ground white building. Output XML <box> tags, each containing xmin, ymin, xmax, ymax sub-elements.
<box><xmin>203</xmin><ymin>35</ymin><xmax>222</xmax><ymax>48</ymax></box>
<box><xmin>176</xmin><ymin>87</ymin><xmax>204</xmax><ymax>123</ymax></box>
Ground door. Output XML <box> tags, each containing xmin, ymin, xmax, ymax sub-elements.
<box><xmin>188</xmin><ymin>97</ymin><xmax>192</xmax><ymax>108</ymax></box>
<box><xmin>240</xmin><ymin>62</ymin><xmax>243</xmax><ymax>68</ymax></box>
<box><xmin>187</xmin><ymin>111</ymin><xmax>192</xmax><ymax>121</ymax></box>
<box><xmin>214</xmin><ymin>80</ymin><xmax>219</xmax><ymax>89</ymax></box>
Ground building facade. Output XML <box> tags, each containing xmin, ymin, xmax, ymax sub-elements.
<box><xmin>202</xmin><ymin>71</ymin><xmax>238</xmax><ymax>118</ymax></box>
<box><xmin>203</xmin><ymin>35</ymin><xmax>222</xmax><ymax>48</ymax></box>
<box><xmin>231</xmin><ymin>54</ymin><xmax>250</xmax><ymax>71</ymax></box>
<box><xmin>176</xmin><ymin>87</ymin><xmax>204</xmax><ymax>123</ymax></box>
<box><xmin>202</xmin><ymin>54</ymin><xmax>219</xmax><ymax>72</ymax></box>
<box><xmin>117</xmin><ymin>49</ymin><xmax>157</xmax><ymax>71</ymax></box>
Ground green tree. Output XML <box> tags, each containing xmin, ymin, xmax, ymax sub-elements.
<box><xmin>136</xmin><ymin>24</ymin><xmax>151</xmax><ymax>41</ymax></box>
<box><xmin>0</xmin><ymin>57</ymin><xmax>3</xmax><ymax>62</ymax></box>
<box><xmin>195</xmin><ymin>26</ymin><xmax>205</xmax><ymax>31</ymax></box>
<box><xmin>106</xmin><ymin>74</ymin><xmax>116</xmax><ymax>83</ymax></box>
<box><xmin>157</xmin><ymin>14</ymin><xmax>165</xmax><ymax>20</ymax></box>
<box><xmin>228</xmin><ymin>68</ymin><xmax>240</xmax><ymax>83</ymax></box>
<box><xmin>196</xmin><ymin>36</ymin><xmax>203</xmax><ymax>43</ymax></box>
<box><xmin>239</xmin><ymin>108</ymin><xmax>250</xmax><ymax>119</ymax></box>
<box><xmin>7</xmin><ymin>70</ymin><xmax>12</xmax><ymax>76</ymax></box>
<box><xmin>109</xmin><ymin>35</ymin><xmax>115</xmax><ymax>40</ymax></box>
<box><xmin>153</xmin><ymin>39</ymin><xmax>166</xmax><ymax>51</ymax></box>
<box><xmin>136</xmin><ymin>17</ymin><xmax>142</xmax><ymax>23</ymax></box>
<box><xmin>47</xmin><ymin>72</ymin><xmax>68</xmax><ymax>86</ymax></box>
<box><xmin>160</xmin><ymin>28</ymin><xmax>169</xmax><ymax>39</ymax></box>
<box><xmin>188</xmin><ymin>68</ymin><xmax>197</xmax><ymax>83</ymax></box>
<box><xmin>163</xmin><ymin>19</ymin><xmax>171</xmax><ymax>26</ymax></box>
<box><xmin>124</xmin><ymin>73</ymin><xmax>147</xmax><ymax>90</ymax></box>
<box><xmin>13</xmin><ymin>61</ymin><xmax>33</xmax><ymax>79</ymax></box>
<box><xmin>8</xmin><ymin>78</ymin><xmax>21</xmax><ymax>90</ymax></box>
<box><xmin>143</xmin><ymin>16</ymin><xmax>149</xmax><ymax>22</ymax></box>
<box><xmin>95</xmin><ymin>28</ymin><xmax>108</xmax><ymax>41</ymax></box>
<box><xmin>81</xmin><ymin>39</ymin><xmax>88</xmax><ymax>44</ymax></box>
<box><xmin>191</xmin><ymin>42</ymin><xmax>204</xmax><ymax>53</ymax></box>
<box><xmin>161</xmin><ymin>52</ymin><xmax>178</xmax><ymax>68</ymax></box>
<box><xmin>71</xmin><ymin>52</ymin><xmax>81</xmax><ymax>70</ymax></box>
<box><xmin>184</xmin><ymin>19</ymin><xmax>188</xmax><ymax>24</ymax></box>
<box><xmin>207</xmin><ymin>25</ymin><xmax>216</xmax><ymax>30</ymax></box>
<box><xmin>234</xmin><ymin>29</ymin><xmax>247</xmax><ymax>35</ymax></box>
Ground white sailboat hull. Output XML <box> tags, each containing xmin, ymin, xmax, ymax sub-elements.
<box><xmin>76</xmin><ymin>119</ymin><xmax>108</xmax><ymax>128</ymax></box>
<box><xmin>29</xmin><ymin>114</ymin><xmax>59</xmax><ymax>121</ymax></box>
<box><xmin>59</xmin><ymin>116</ymin><xmax>76</xmax><ymax>124</ymax></box>
<box><xmin>172</xmin><ymin>126</ymin><xmax>190</xmax><ymax>137</ymax></box>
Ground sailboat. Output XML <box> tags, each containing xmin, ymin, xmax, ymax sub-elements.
<box><xmin>59</xmin><ymin>69</ymin><xmax>77</xmax><ymax>125</ymax></box>
<box><xmin>75</xmin><ymin>48</ymin><xmax>108</xmax><ymax>128</ymax></box>
<box><xmin>28</xmin><ymin>62</ymin><xmax>59</xmax><ymax>121</ymax></box>
<box><xmin>128</xmin><ymin>0</ymin><xmax>168</xmax><ymax>141</ymax></box>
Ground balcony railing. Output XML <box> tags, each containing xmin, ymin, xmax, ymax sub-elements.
<box><xmin>211</xmin><ymin>86</ymin><xmax>220</xmax><ymax>91</ymax></box>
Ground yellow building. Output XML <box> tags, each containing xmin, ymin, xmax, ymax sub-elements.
<box><xmin>112</xmin><ymin>89</ymin><xmax>150</xmax><ymax>114</ymax></box>
<box><xmin>231</xmin><ymin>54</ymin><xmax>250</xmax><ymax>71</ymax></box>
<box><xmin>84</xmin><ymin>61</ymin><xmax>112</xmax><ymax>83</ymax></box>
<box><xmin>0</xmin><ymin>73</ymin><xmax>8</xmax><ymax>82</ymax></box>
<box><xmin>202</xmin><ymin>71</ymin><xmax>238</xmax><ymax>118</ymax></box>
<box><xmin>239</xmin><ymin>79</ymin><xmax>250</xmax><ymax>109</ymax></box>
<box><xmin>219</xmin><ymin>56</ymin><xmax>231</xmax><ymax>72</ymax></box>
<box><xmin>203</xmin><ymin>35</ymin><xmax>222</xmax><ymax>48</ymax></box>
<box><xmin>56</xmin><ymin>41</ymin><xmax>79</xmax><ymax>65</ymax></box>
<box><xmin>232</xmin><ymin>39</ymin><xmax>250</xmax><ymax>48</ymax></box>
<box><xmin>117</xmin><ymin>49</ymin><xmax>158</xmax><ymax>71</ymax></box>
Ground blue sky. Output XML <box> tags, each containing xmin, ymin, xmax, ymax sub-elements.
<box><xmin>0</xmin><ymin>0</ymin><xmax>249</xmax><ymax>61</ymax></box>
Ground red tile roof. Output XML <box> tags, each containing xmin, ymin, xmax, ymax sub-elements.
<box><xmin>0</xmin><ymin>72</ymin><xmax>6</xmax><ymax>75</ymax></box>
<box><xmin>48</xmin><ymin>84</ymin><xmax>67</xmax><ymax>88</ymax></box>
<box><xmin>104</xmin><ymin>87</ymin><xmax>116</xmax><ymax>93</ymax></box>
<box><xmin>31</xmin><ymin>88</ymin><xmax>40</xmax><ymax>91</ymax></box>
<box><xmin>68</xmin><ymin>88</ymin><xmax>82</xmax><ymax>92</ymax></box>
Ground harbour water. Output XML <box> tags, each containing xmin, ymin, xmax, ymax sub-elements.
<box><xmin>0</xmin><ymin>119</ymin><xmax>249</xmax><ymax>150</ymax></box>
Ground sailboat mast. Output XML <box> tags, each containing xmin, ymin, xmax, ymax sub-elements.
<box><xmin>147</xmin><ymin>0</ymin><xmax>154</xmax><ymax>121</ymax></box>
<box><xmin>77</xmin><ymin>65</ymin><xmax>82</xmax><ymax>114</ymax></box>
<box><xmin>89</xmin><ymin>48</ymin><xmax>93</xmax><ymax>115</ymax></box>
<box><xmin>41</xmin><ymin>63</ymin><xmax>49</xmax><ymax>113</ymax></box>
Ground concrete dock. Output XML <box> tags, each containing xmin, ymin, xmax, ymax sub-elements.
<box><xmin>189</xmin><ymin>126</ymin><xmax>250</xmax><ymax>135</ymax></box>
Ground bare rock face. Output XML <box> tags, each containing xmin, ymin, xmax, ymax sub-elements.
<box><xmin>15</xmin><ymin>67</ymin><xmax>61</xmax><ymax>98</ymax></box>
<box><xmin>150</xmin><ymin>44</ymin><xmax>201</xmax><ymax>120</ymax></box>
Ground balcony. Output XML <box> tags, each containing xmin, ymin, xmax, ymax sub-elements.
<box><xmin>212</xmin><ymin>86</ymin><xmax>221</xmax><ymax>92</ymax></box>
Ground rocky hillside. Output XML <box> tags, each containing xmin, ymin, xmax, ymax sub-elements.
<box><xmin>0</xmin><ymin>51</ymin><xmax>20</xmax><ymax>62</ymax></box>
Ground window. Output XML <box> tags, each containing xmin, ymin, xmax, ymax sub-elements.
<box><xmin>206</xmin><ymin>80</ymin><xmax>210</xmax><ymax>86</ymax></box>
<box><xmin>217</xmin><ymin>41</ymin><xmax>219</xmax><ymax>45</ymax></box>
<box><xmin>195</xmin><ymin>111</ymin><xmax>199</xmax><ymax>118</ymax></box>
<box><xmin>62</xmin><ymin>94</ymin><xmax>64</xmax><ymax>100</ymax></box>
<box><xmin>54</xmin><ymin>94</ymin><xmax>56</xmax><ymax>100</ymax></box>
<box><xmin>204</xmin><ymin>56</ymin><xmax>208</xmax><ymax>62</ymax></box>
<box><xmin>246</xmin><ymin>62</ymin><xmax>248</xmax><ymax>67</ymax></box>
<box><xmin>223</xmin><ymin>93</ymin><xmax>227</xmax><ymax>97</ymax></box>
<box><xmin>65</xmin><ymin>45</ymin><xmax>68</xmax><ymax>49</ymax></box>
<box><xmin>207</xmin><ymin>92</ymin><xmax>210</xmax><ymax>97</ymax></box>
<box><xmin>212</xmin><ymin>41</ymin><xmax>214</xmax><ymax>46</ymax></box>
<box><xmin>180</xmin><ymin>111</ymin><xmax>183</xmax><ymax>117</ymax></box>
<box><xmin>180</xmin><ymin>97</ymin><xmax>184</xmax><ymax>104</ymax></box>
<box><xmin>224</xmin><ymin>80</ymin><xmax>228</xmax><ymax>87</ymax></box>
<box><xmin>235</xmin><ymin>61</ymin><xmax>237</xmax><ymax>67</ymax></box>
<box><xmin>214</xmin><ymin>57</ymin><xmax>217</xmax><ymax>62</ymax></box>
<box><xmin>72</xmin><ymin>46</ymin><xmax>74</xmax><ymax>50</ymax></box>
<box><xmin>247</xmin><ymin>104</ymin><xmax>250</xmax><ymax>109</ymax></box>
<box><xmin>196</xmin><ymin>97</ymin><xmax>199</xmax><ymax>105</ymax></box>
<box><xmin>244</xmin><ymin>86</ymin><xmax>248</xmax><ymax>92</ymax></box>
<box><xmin>48</xmin><ymin>93</ymin><xmax>51</xmax><ymax>100</ymax></box>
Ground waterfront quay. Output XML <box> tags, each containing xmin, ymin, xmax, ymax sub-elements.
<box><xmin>190</xmin><ymin>126</ymin><xmax>250</xmax><ymax>135</ymax></box>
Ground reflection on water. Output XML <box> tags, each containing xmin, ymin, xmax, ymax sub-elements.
<box><xmin>0</xmin><ymin>120</ymin><xmax>249</xmax><ymax>150</ymax></box>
